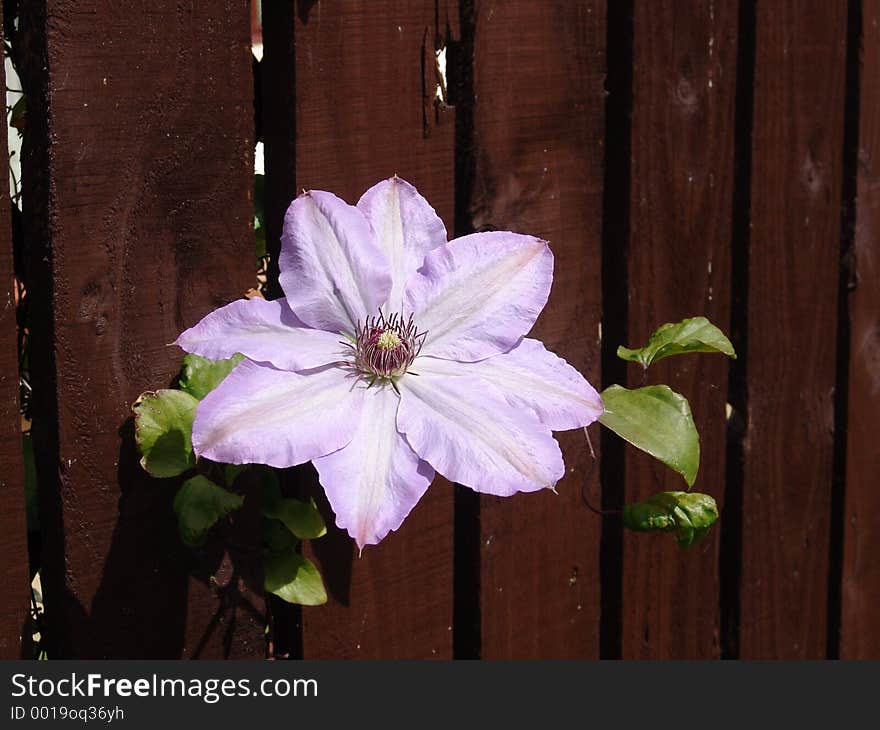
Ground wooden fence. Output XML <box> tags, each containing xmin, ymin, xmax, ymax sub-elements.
<box><xmin>0</xmin><ymin>0</ymin><xmax>877</xmax><ymax>659</ymax></box>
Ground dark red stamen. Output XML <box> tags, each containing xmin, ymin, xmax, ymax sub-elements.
<box><xmin>342</xmin><ymin>310</ymin><xmax>426</xmax><ymax>380</ymax></box>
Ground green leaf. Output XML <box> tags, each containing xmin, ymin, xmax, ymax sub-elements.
<box><xmin>173</xmin><ymin>475</ymin><xmax>244</xmax><ymax>547</ymax></box>
<box><xmin>224</xmin><ymin>464</ymin><xmax>247</xmax><ymax>487</ymax></box>
<box><xmin>132</xmin><ymin>389</ymin><xmax>199</xmax><ymax>477</ymax></box>
<box><xmin>263</xmin><ymin>497</ymin><xmax>326</xmax><ymax>540</ymax></box>
<box><xmin>262</xmin><ymin>518</ymin><xmax>297</xmax><ymax>554</ymax></box>
<box><xmin>617</xmin><ymin>316</ymin><xmax>736</xmax><ymax>368</ymax></box>
<box><xmin>264</xmin><ymin>551</ymin><xmax>327</xmax><ymax>605</ymax></box>
<box><xmin>256</xmin><ymin>466</ymin><xmax>326</xmax><ymax>539</ymax></box>
<box><xmin>623</xmin><ymin>491</ymin><xmax>718</xmax><ymax>548</ymax></box>
<box><xmin>10</xmin><ymin>95</ymin><xmax>25</xmax><ymax>131</ymax></box>
<box><xmin>256</xmin><ymin>465</ymin><xmax>282</xmax><ymax>505</ymax></box>
<box><xmin>599</xmin><ymin>384</ymin><xmax>700</xmax><ymax>486</ymax></box>
<box><xmin>178</xmin><ymin>353</ymin><xmax>244</xmax><ymax>400</ymax></box>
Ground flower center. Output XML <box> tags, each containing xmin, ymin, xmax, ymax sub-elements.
<box><xmin>346</xmin><ymin>311</ymin><xmax>426</xmax><ymax>382</ymax></box>
<box><xmin>376</xmin><ymin>329</ymin><xmax>402</xmax><ymax>350</ymax></box>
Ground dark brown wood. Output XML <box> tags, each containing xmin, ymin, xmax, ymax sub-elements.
<box><xmin>287</xmin><ymin>0</ymin><xmax>458</xmax><ymax>659</ymax></box>
<box><xmin>20</xmin><ymin>0</ymin><xmax>262</xmax><ymax>658</ymax></box>
<box><xmin>621</xmin><ymin>0</ymin><xmax>737</xmax><ymax>659</ymax></box>
<box><xmin>0</xmin><ymin>0</ymin><xmax>30</xmax><ymax>659</ymax></box>
<box><xmin>841</xmin><ymin>0</ymin><xmax>880</xmax><ymax>659</ymax></box>
<box><xmin>466</xmin><ymin>0</ymin><xmax>605</xmax><ymax>658</ymax></box>
<box><xmin>740</xmin><ymin>0</ymin><xmax>846</xmax><ymax>658</ymax></box>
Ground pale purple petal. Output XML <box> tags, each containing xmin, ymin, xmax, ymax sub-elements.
<box><xmin>404</xmin><ymin>232</ymin><xmax>553</xmax><ymax>362</ymax></box>
<box><xmin>313</xmin><ymin>384</ymin><xmax>434</xmax><ymax>549</ymax></box>
<box><xmin>397</xmin><ymin>369</ymin><xmax>564</xmax><ymax>496</ymax></box>
<box><xmin>176</xmin><ymin>297</ymin><xmax>346</xmax><ymax>371</ymax></box>
<box><xmin>279</xmin><ymin>190</ymin><xmax>392</xmax><ymax>333</ymax></box>
<box><xmin>357</xmin><ymin>176</ymin><xmax>447</xmax><ymax>312</ymax></box>
<box><xmin>193</xmin><ymin>361</ymin><xmax>363</xmax><ymax>468</ymax></box>
<box><xmin>417</xmin><ymin>339</ymin><xmax>603</xmax><ymax>431</ymax></box>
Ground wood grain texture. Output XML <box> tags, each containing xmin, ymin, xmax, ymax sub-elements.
<box><xmin>741</xmin><ymin>0</ymin><xmax>846</xmax><ymax>658</ymax></box>
<box><xmin>21</xmin><ymin>0</ymin><xmax>262</xmax><ymax>658</ymax></box>
<box><xmin>841</xmin><ymin>0</ymin><xmax>880</xmax><ymax>659</ymax></box>
<box><xmin>621</xmin><ymin>0</ymin><xmax>736</xmax><ymax>659</ymax></box>
<box><xmin>288</xmin><ymin>0</ymin><xmax>458</xmax><ymax>659</ymax></box>
<box><xmin>0</xmin><ymin>0</ymin><xmax>30</xmax><ymax>659</ymax></box>
<box><xmin>466</xmin><ymin>0</ymin><xmax>605</xmax><ymax>658</ymax></box>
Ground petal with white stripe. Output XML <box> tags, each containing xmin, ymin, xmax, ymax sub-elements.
<box><xmin>357</xmin><ymin>177</ymin><xmax>448</xmax><ymax>312</ymax></box>
<box><xmin>397</xmin><ymin>367</ymin><xmax>564</xmax><ymax>496</ymax></box>
<box><xmin>404</xmin><ymin>231</ymin><xmax>553</xmax><ymax>362</ymax></box>
<box><xmin>279</xmin><ymin>190</ymin><xmax>391</xmax><ymax>333</ymax></box>
<box><xmin>418</xmin><ymin>339</ymin><xmax>604</xmax><ymax>431</ymax></box>
<box><xmin>193</xmin><ymin>361</ymin><xmax>363</xmax><ymax>468</ymax></box>
<box><xmin>313</xmin><ymin>384</ymin><xmax>434</xmax><ymax>549</ymax></box>
<box><xmin>176</xmin><ymin>297</ymin><xmax>346</xmax><ymax>371</ymax></box>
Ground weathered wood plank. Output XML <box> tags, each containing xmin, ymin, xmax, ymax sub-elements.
<box><xmin>621</xmin><ymin>0</ymin><xmax>737</xmax><ymax>659</ymax></box>
<box><xmin>20</xmin><ymin>0</ymin><xmax>262</xmax><ymax>658</ymax></box>
<box><xmin>465</xmin><ymin>0</ymin><xmax>605</xmax><ymax>658</ymax></box>
<box><xmin>741</xmin><ymin>0</ymin><xmax>846</xmax><ymax>658</ymax></box>
<box><xmin>841</xmin><ymin>0</ymin><xmax>880</xmax><ymax>659</ymax></box>
<box><xmin>0</xmin><ymin>0</ymin><xmax>30</xmax><ymax>659</ymax></box>
<box><xmin>284</xmin><ymin>0</ymin><xmax>458</xmax><ymax>659</ymax></box>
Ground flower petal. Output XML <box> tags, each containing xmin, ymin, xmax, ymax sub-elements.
<box><xmin>417</xmin><ymin>339</ymin><xmax>604</xmax><ymax>431</ymax></box>
<box><xmin>397</xmin><ymin>368</ymin><xmax>564</xmax><ymax>496</ymax></box>
<box><xmin>279</xmin><ymin>190</ymin><xmax>392</xmax><ymax>333</ymax></box>
<box><xmin>313</xmin><ymin>384</ymin><xmax>434</xmax><ymax>549</ymax></box>
<box><xmin>357</xmin><ymin>176</ymin><xmax>448</xmax><ymax>312</ymax></box>
<box><xmin>176</xmin><ymin>297</ymin><xmax>346</xmax><ymax>371</ymax></box>
<box><xmin>193</xmin><ymin>361</ymin><xmax>363</xmax><ymax>468</ymax></box>
<box><xmin>404</xmin><ymin>231</ymin><xmax>553</xmax><ymax>361</ymax></box>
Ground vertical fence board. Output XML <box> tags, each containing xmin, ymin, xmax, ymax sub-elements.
<box><xmin>465</xmin><ymin>0</ymin><xmax>605</xmax><ymax>658</ymax></box>
<box><xmin>621</xmin><ymin>0</ymin><xmax>736</xmax><ymax>659</ymax></box>
<box><xmin>0</xmin><ymin>0</ymin><xmax>29</xmax><ymax>659</ymax></box>
<box><xmin>841</xmin><ymin>0</ymin><xmax>880</xmax><ymax>659</ymax></box>
<box><xmin>22</xmin><ymin>0</ymin><xmax>261</xmax><ymax>658</ymax></box>
<box><xmin>740</xmin><ymin>1</ymin><xmax>846</xmax><ymax>658</ymax></box>
<box><xmin>290</xmin><ymin>1</ymin><xmax>457</xmax><ymax>659</ymax></box>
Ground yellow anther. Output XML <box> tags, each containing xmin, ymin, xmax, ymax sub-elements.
<box><xmin>376</xmin><ymin>329</ymin><xmax>402</xmax><ymax>350</ymax></box>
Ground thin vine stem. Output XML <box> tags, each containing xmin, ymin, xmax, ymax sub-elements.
<box><xmin>581</xmin><ymin>425</ymin><xmax>622</xmax><ymax>517</ymax></box>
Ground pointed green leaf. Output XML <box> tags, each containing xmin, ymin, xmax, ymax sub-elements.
<box><xmin>617</xmin><ymin>316</ymin><xmax>736</xmax><ymax>368</ymax></box>
<box><xmin>599</xmin><ymin>384</ymin><xmax>700</xmax><ymax>486</ymax></box>
<box><xmin>178</xmin><ymin>353</ymin><xmax>245</xmax><ymax>400</ymax></box>
<box><xmin>264</xmin><ymin>551</ymin><xmax>327</xmax><ymax>605</ymax></box>
<box><xmin>10</xmin><ymin>94</ymin><xmax>25</xmax><ymax>131</ymax></box>
<box><xmin>256</xmin><ymin>466</ymin><xmax>326</xmax><ymax>539</ymax></box>
<box><xmin>173</xmin><ymin>475</ymin><xmax>244</xmax><ymax>547</ymax></box>
<box><xmin>132</xmin><ymin>389</ymin><xmax>199</xmax><ymax>477</ymax></box>
<box><xmin>263</xmin><ymin>497</ymin><xmax>326</xmax><ymax>540</ymax></box>
<box><xmin>623</xmin><ymin>491</ymin><xmax>718</xmax><ymax>547</ymax></box>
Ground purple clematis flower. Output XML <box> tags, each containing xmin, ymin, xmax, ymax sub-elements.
<box><xmin>176</xmin><ymin>177</ymin><xmax>603</xmax><ymax>549</ymax></box>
